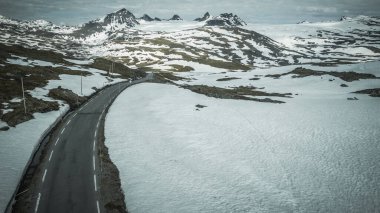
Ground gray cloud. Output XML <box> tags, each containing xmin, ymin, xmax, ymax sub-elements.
<box><xmin>0</xmin><ymin>0</ymin><xmax>379</xmax><ymax>25</ymax></box>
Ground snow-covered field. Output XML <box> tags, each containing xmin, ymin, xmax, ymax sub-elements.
<box><xmin>105</xmin><ymin>82</ymin><xmax>380</xmax><ymax>212</ymax></box>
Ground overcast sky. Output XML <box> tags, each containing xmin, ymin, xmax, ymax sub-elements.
<box><xmin>0</xmin><ymin>0</ymin><xmax>379</xmax><ymax>25</ymax></box>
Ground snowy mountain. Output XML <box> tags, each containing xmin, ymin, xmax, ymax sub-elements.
<box><xmin>205</xmin><ymin>13</ymin><xmax>247</xmax><ymax>26</ymax></box>
<box><xmin>342</xmin><ymin>15</ymin><xmax>380</xmax><ymax>26</ymax></box>
<box><xmin>0</xmin><ymin>12</ymin><xmax>379</xmax><ymax>69</ymax></box>
<box><xmin>74</xmin><ymin>8</ymin><xmax>139</xmax><ymax>36</ymax></box>
<box><xmin>168</xmin><ymin>14</ymin><xmax>183</xmax><ymax>21</ymax></box>
<box><xmin>103</xmin><ymin>8</ymin><xmax>139</xmax><ymax>26</ymax></box>
<box><xmin>340</xmin><ymin>16</ymin><xmax>352</xmax><ymax>21</ymax></box>
<box><xmin>139</xmin><ymin>14</ymin><xmax>154</xmax><ymax>22</ymax></box>
<box><xmin>297</xmin><ymin>20</ymin><xmax>310</xmax><ymax>24</ymax></box>
<box><xmin>0</xmin><ymin>15</ymin><xmax>77</xmax><ymax>35</ymax></box>
<box><xmin>194</xmin><ymin>12</ymin><xmax>211</xmax><ymax>22</ymax></box>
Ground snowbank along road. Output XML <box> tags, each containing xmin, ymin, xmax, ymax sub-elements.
<box><xmin>15</xmin><ymin>73</ymin><xmax>152</xmax><ymax>213</ymax></box>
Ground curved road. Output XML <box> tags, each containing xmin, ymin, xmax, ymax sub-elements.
<box><xmin>33</xmin><ymin>74</ymin><xmax>152</xmax><ymax>213</ymax></box>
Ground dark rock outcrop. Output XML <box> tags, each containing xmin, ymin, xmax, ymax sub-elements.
<box><xmin>354</xmin><ymin>88</ymin><xmax>380</xmax><ymax>97</ymax></box>
<box><xmin>140</xmin><ymin>14</ymin><xmax>154</xmax><ymax>22</ymax></box>
<box><xmin>194</xmin><ymin>12</ymin><xmax>211</xmax><ymax>22</ymax></box>
<box><xmin>168</xmin><ymin>15</ymin><xmax>183</xmax><ymax>21</ymax></box>
<box><xmin>340</xmin><ymin>16</ymin><xmax>351</xmax><ymax>21</ymax></box>
<box><xmin>48</xmin><ymin>87</ymin><xmax>87</xmax><ymax>108</ymax></box>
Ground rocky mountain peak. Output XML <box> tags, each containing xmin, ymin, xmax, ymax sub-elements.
<box><xmin>103</xmin><ymin>8</ymin><xmax>138</xmax><ymax>26</ymax></box>
<box><xmin>194</xmin><ymin>12</ymin><xmax>211</xmax><ymax>22</ymax></box>
<box><xmin>140</xmin><ymin>14</ymin><xmax>154</xmax><ymax>22</ymax></box>
<box><xmin>168</xmin><ymin>15</ymin><xmax>183</xmax><ymax>21</ymax></box>
<box><xmin>297</xmin><ymin>20</ymin><xmax>310</xmax><ymax>24</ymax></box>
<box><xmin>74</xmin><ymin>8</ymin><xmax>139</xmax><ymax>37</ymax></box>
<box><xmin>340</xmin><ymin>16</ymin><xmax>352</xmax><ymax>21</ymax></box>
<box><xmin>205</xmin><ymin>13</ymin><xmax>246</xmax><ymax>27</ymax></box>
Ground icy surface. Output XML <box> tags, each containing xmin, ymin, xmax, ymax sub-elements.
<box><xmin>106</xmin><ymin>83</ymin><xmax>380</xmax><ymax>213</ymax></box>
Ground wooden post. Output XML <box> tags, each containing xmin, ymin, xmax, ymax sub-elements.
<box><xmin>21</xmin><ymin>77</ymin><xmax>26</xmax><ymax>114</ymax></box>
<box><xmin>81</xmin><ymin>73</ymin><xmax>83</xmax><ymax>95</ymax></box>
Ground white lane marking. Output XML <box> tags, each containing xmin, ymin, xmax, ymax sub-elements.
<box><xmin>79</xmin><ymin>107</ymin><xmax>83</xmax><ymax>111</ymax></box>
<box><xmin>93</xmin><ymin>155</ymin><xmax>95</xmax><ymax>171</ymax></box>
<box><xmin>93</xmin><ymin>140</ymin><xmax>96</xmax><ymax>152</ymax></box>
<box><xmin>67</xmin><ymin>119</ymin><xmax>71</xmax><ymax>125</ymax></box>
<box><xmin>61</xmin><ymin>127</ymin><xmax>65</xmax><ymax>134</ymax></box>
<box><xmin>94</xmin><ymin>174</ymin><xmax>97</xmax><ymax>191</ymax></box>
<box><xmin>48</xmin><ymin>151</ymin><xmax>54</xmax><ymax>162</ymax></box>
<box><xmin>42</xmin><ymin>169</ymin><xmax>47</xmax><ymax>183</ymax></box>
<box><xmin>35</xmin><ymin>193</ymin><xmax>41</xmax><ymax>213</ymax></box>
<box><xmin>96</xmin><ymin>200</ymin><xmax>100</xmax><ymax>213</ymax></box>
<box><xmin>94</xmin><ymin>131</ymin><xmax>97</xmax><ymax>138</ymax></box>
<box><xmin>55</xmin><ymin>137</ymin><xmax>60</xmax><ymax>146</ymax></box>
<box><xmin>73</xmin><ymin>112</ymin><xmax>77</xmax><ymax>118</ymax></box>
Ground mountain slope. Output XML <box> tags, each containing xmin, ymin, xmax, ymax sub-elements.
<box><xmin>0</xmin><ymin>12</ymin><xmax>379</xmax><ymax>71</ymax></box>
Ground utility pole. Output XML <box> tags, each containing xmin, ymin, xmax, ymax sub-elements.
<box><xmin>81</xmin><ymin>73</ymin><xmax>83</xmax><ymax>95</ymax></box>
<box><xmin>111</xmin><ymin>62</ymin><xmax>114</xmax><ymax>77</ymax></box>
<box><xmin>21</xmin><ymin>76</ymin><xmax>26</xmax><ymax>114</ymax></box>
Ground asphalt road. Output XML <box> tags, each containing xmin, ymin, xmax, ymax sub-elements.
<box><xmin>33</xmin><ymin>74</ymin><xmax>152</xmax><ymax>213</ymax></box>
